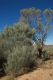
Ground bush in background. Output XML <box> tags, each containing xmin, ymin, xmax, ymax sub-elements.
<box><xmin>42</xmin><ymin>50</ymin><xmax>50</xmax><ymax>61</ymax></box>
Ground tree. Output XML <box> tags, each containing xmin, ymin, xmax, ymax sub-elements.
<box><xmin>21</xmin><ymin>8</ymin><xmax>53</xmax><ymax>58</ymax></box>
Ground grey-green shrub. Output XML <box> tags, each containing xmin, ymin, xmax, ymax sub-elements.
<box><xmin>42</xmin><ymin>50</ymin><xmax>50</xmax><ymax>61</ymax></box>
<box><xmin>5</xmin><ymin>45</ymin><xmax>37</xmax><ymax>76</ymax></box>
<box><xmin>0</xmin><ymin>21</ymin><xmax>36</xmax><ymax>76</ymax></box>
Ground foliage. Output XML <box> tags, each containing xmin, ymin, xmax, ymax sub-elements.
<box><xmin>42</xmin><ymin>50</ymin><xmax>50</xmax><ymax>61</ymax></box>
<box><xmin>5</xmin><ymin>45</ymin><xmax>37</xmax><ymax>76</ymax></box>
<box><xmin>0</xmin><ymin>21</ymin><xmax>37</xmax><ymax>77</ymax></box>
<box><xmin>21</xmin><ymin>8</ymin><xmax>53</xmax><ymax>58</ymax></box>
<box><xmin>0</xmin><ymin>8</ymin><xmax>52</xmax><ymax>77</ymax></box>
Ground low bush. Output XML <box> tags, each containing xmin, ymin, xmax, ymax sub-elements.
<box><xmin>42</xmin><ymin>50</ymin><xmax>50</xmax><ymax>61</ymax></box>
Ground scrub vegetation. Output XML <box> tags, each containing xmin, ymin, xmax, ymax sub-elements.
<box><xmin>0</xmin><ymin>8</ymin><xmax>53</xmax><ymax>78</ymax></box>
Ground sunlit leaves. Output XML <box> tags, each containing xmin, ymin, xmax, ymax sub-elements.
<box><xmin>21</xmin><ymin>8</ymin><xmax>41</xmax><ymax>17</ymax></box>
<box><xmin>44</xmin><ymin>9</ymin><xmax>53</xmax><ymax>22</ymax></box>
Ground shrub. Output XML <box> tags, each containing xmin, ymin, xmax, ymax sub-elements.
<box><xmin>0</xmin><ymin>49</ymin><xmax>6</xmax><ymax>77</ymax></box>
<box><xmin>42</xmin><ymin>50</ymin><xmax>50</xmax><ymax>61</ymax></box>
<box><xmin>5</xmin><ymin>45</ymin><xmax>37</xmax><ymax>77</ymax></box>
<box><xmin>0</xmin><ymin>22</ymin><xmax>37</xmax><ymax>77</ymax></box>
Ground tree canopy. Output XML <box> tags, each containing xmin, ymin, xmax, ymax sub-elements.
<box><xmin>21</xmin><ymin>8</ymin><xmax>53</xmax><ymax>57</ymax></box>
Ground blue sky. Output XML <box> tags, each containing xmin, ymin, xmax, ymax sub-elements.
<box><xmin>0</xmin><ymin>0</ymin><xmax>53</xmax><ymax>45</ymax></box>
